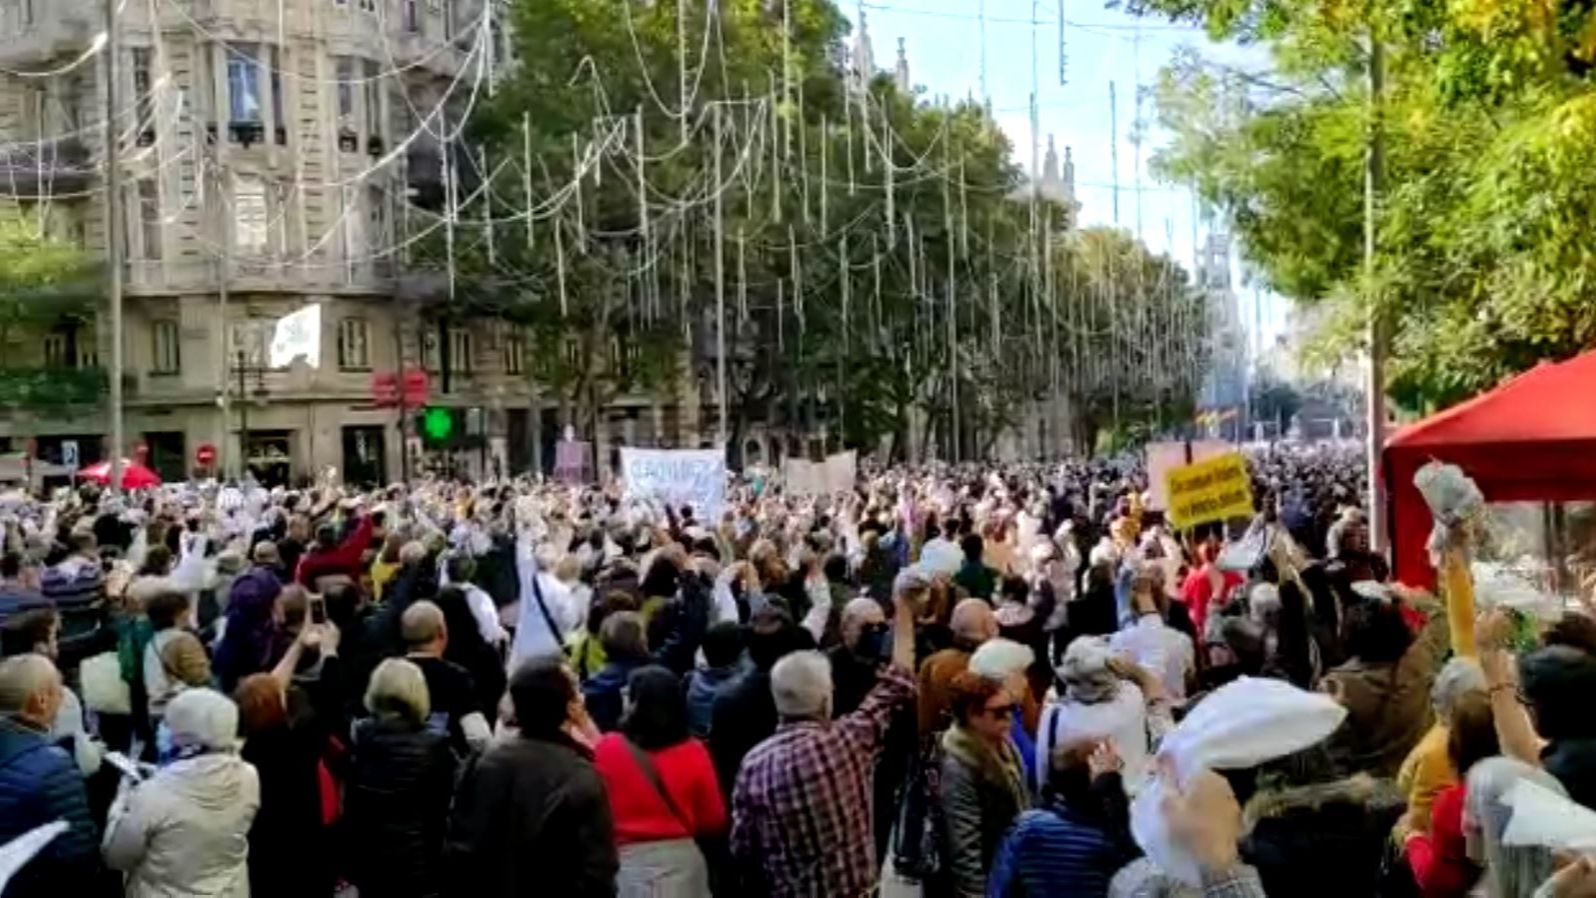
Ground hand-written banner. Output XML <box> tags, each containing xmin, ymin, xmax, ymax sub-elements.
<box><xmin>620</xmin><ymin>448</ymin><xmax>726</xmax><ymax>519</ymax></box>
<box><xmin>553</xmin><ymin>440</ymin><xmax>592</xmax><ymax>485</ymax></box>
<box><xmin>1165</xmin><ymin>451</ymin><xmax>1256</xmax><ymax>530</ymax></box>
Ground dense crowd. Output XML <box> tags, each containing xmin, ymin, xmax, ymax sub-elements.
<box><xmin>0</xmin><ymin>447</ymin><xmax>1593</xmax><ymax>898</ymax></box>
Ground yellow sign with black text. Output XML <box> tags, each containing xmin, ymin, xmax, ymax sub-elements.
<box><xmin>1165</xmin><ymin>451</ymin><xmax>1255</xmax><ymax>530</ymax></box>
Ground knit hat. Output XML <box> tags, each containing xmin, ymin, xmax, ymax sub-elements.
<box><xmin>164</xmin><ymin>688</ymin><xmax>241</xmax><ymax>752</ymax></box>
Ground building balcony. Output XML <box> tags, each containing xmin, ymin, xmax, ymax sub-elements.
<box><xmin>0</xmin><ymin>1</ymin><xmax>97</xmax><ymax>68</ymax></box>
<box><xmin>0</xmin><ymin>138</ymin><xmax>95</xmax><ymax>197</ymax></box>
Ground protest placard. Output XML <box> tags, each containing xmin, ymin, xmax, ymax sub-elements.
<box><xmin>1165</xmin><ymin>451</ymin><xmax>1256</xmax><ymax>529</ymax></box>
<box><xmin>1145</xmin><ymin>440</ymin><xmax>1233</xmax><ymax>510</ymax></box>
<box><xmin>783</xmin><ymin>451</ymin><xmax>857</xmax><ymax>496</ymax></box>
<box><xmin>619</xmin><ymin>447</ymin><xmax>726</xmax><ymax>518</ymax></box>
<box><xmin>553</xmin><ymin>440</ymin><xmax>593</xmax><ymax>484</ymax></box>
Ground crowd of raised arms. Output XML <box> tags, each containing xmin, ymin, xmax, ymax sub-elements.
<box><xmin>0</xmin><ymin>445</ymin><xmax>1593</xmax><ymax>898</ymax></box>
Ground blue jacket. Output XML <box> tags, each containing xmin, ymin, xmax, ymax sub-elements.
<box><xmin>987</xmin><ymin>794</ymin><xmax>1136</xmax><ymax>898</ymax></box>
<box><xmin>0</xmin><ymin>717</ymin><xmax>100</xmax><ymax>896</ymax></box>
<box><xmin>582</xmin><ymin>659</ymin><xmax>644</xmax><ymax>733</ymax></box>
<box><xmin>684</xmin><ymin>662</ymin><xmax>745</xmax><ymax>738</ymax></box>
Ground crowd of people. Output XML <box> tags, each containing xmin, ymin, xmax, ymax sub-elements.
<box><xmin>0</xmin><ymin>447</ymin><xmax>1593</xmax><ymax>898</ymax></box>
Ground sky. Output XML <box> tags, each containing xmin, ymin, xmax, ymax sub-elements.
<box><xmin>841</xmin><ymin>0</ymin><xmax>1289</xmax><ymax>352</ymax></box>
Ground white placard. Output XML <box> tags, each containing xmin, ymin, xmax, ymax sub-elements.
<box><xmin>619</xmin><ymin>448</ymin><xmax>726</xmax><ymax>519</ymax></box>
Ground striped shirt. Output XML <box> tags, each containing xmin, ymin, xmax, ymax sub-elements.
<box><xmin>987</xmin><ymin>798</ymin><xmax>1138</xmax><ymax>897</ymax></box>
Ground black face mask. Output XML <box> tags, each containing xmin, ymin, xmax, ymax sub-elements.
<box><xmin>854</xmin><ymin>622</ymin><xmax>891</xmax><ymax>663</ymax></box>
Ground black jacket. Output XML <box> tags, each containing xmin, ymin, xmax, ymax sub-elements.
<box><xmin>709</xmin><ymin>667</ymin><xmax>776</xmax><ymax>796</ymax></box>
<box><xmin>344</xmin><ymin>716</ymin><xmax>458</xmax><ymax>898</ymax></box>
<box><xmin>1242</xmin><ymin>774</ymin><xmax>1405</xmax><ymax>898</ymax></box>
<box><xmin>443</xmin><ymin>730</ymin><xmax>617</xmax><ymax>898</ymax></box>
<box><xmin>241</xmin><ymin>721</ymin><xmax>328</xmax><ymax>896</ymax></box>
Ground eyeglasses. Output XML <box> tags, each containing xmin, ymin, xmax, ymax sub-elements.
<box><xmin>984</xmin><ymin>702</ymin><xmax>1018</xmax><ymax>719</ymax></box>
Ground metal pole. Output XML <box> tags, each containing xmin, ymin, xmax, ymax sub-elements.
<box><xmin>215</xmin><ymin>160</ymin><xmax>233</xmax><ymax>478</ymax></box>
<box><xmin>712</xmin><ymin>103</ymin><xmax>727</xmax><ymax>449</ymax></box>
<box><xmin>237</xmin><ymin>348</ymin><xmax>250</xmax><ymax>478</ymax></box>
<box><xmin>1365</xmin><ymin>35</ymin><xmax>1389</xmax><ymax>553</ymax></box>
<box><xmin>105</xmin><ymin>0</ymin><xmax>125</xmax><ymax>490</ymax></box>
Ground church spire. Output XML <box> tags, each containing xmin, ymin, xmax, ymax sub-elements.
<box><xmin>851</xmin><ymin>4</ymin><xmax>876</xmax><ymax>91</ymax></box>
<box><xmin>894</xmin><ymin>37</ymin><xmax>911</xmax><ymax>93</ymax></box>
<box><xmin>1043</xmin><ymin>134</ymin><xmax>1060</xmax><ymax>184</ymax></box>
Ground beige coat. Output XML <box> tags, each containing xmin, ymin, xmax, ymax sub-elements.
<box><xmin>103</xmin><ymin>753</ymin><xmax>260</xmax><ymax>897</ymax></box>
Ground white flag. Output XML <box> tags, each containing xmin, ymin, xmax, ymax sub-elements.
<box><xmin>269</xmin><ymin>303</ymin><xmax>321</xmax><ymax>369</ymax></box>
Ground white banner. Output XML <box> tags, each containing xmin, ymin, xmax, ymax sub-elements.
<box><xmin>620</xmin><ymin>447</ymin><xmax>726</xmax><ymax>519</ymax></box>
<box><xmin>784</xmin><ymin>450</ymin><xmax>858</xmax><ymax>496</ymax></box>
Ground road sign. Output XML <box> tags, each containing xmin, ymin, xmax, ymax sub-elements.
<box><xmin>372</xmin><ymin>370</ymin><xmax>430</xmax><ymax>408</ymax></box>
<box><xmin>195</xmin><ymin>443</ymin><xmax>217</xmax><ymax>468</ymax></box>
<box><xmin>60</xmin><ymin>440</ymin><xmax>78</xmax><ymax>468</ymax></box>
<box><xmin>371</xmin><ymin>372</ymin><xmax>399</xmax><ymax>407</ymax></box>
<box><xmin>402</xmin><ymin>370</ymin><xmax>429</xmax><ymax>406</ymax></box>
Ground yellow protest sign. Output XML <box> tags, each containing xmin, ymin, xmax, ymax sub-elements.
<box><xmin>1165</xmin><ymin>451</ymin><xmax>1255</xmax><ymax>530</ymax></box>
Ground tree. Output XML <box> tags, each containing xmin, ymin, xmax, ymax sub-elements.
<box><xmin>0</xmin><ymin>216</ymin><xmax>103</xmax><ymax>416</ymax></box>
<box><xmin>1138</xmin><ymin>0</ymin><xmax>1596</xmax><ymax>412</ymax></box>
<box><xmin>444</xmin><ymin>0</ymin><xmax>1212</xmax><ymax>461</ymax></box>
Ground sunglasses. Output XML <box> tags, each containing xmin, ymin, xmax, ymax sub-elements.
<box><xmin>984</xmin><ymin>702</ymin><xmax>1018</xmax><ymax>719</ymax></box>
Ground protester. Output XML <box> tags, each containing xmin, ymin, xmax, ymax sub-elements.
<box><xmin>684</xmin><ymin>621</ymin><xmax>744</xmax><ymax>738</ymax></box>
<box><xmin>593</xmin><ymin>665</ymin><xmax>725</xmax><ymax>896</ymax></box>
<box><xmin>1394</xmin><ymin>657</ymin><xmax>1487</xmax><ymax>840</ymax></box>
<box><xmin>0</xmin><ymin>653</ymin><xmax>100</xmax><ymax>896</ymax></box>
<box><xmin>827</xmin><ymin>596</ymin><xmax>889</xmax><ymax>715</ymax></box>
<box><xmin>1036</xmin><ymin>637</ymin><xmax>1156</xmax><ymax>794</ymax></box>
<box><xmin>434</xmin><ymin>584</ymin><xmax>508</xmax><ymax>722</ymax></box>
<box><xmin>1109</xmin><ymin>564</ymin><xmax>1196</xmax><ymax>703</ymax></box>
<box><xmin>234</xmin><ymin>669</ymin><xmax>329</xmax><ymax>896</ymax></box>
<box><xmin>445</xmin><ymin>658</ymin><xmax>617</xmax><ymax>897</ymax></box>
<box><xmin>938</xmin><ymin>669</ymin><xmax>1032</xmax><ymax>896</ymax></box>
<box><xmin>141</xmin><ymin>590</ymin><xmax>210</xmax><ymax>725</ymax></box>
<box><xmin>102</xmin><ymin>688</ymin><xmax>260</xmax><ymax>897</ymax></box>
<box><xmin>729</xmin><ymin>571</ymin><xmax>916</xmax><ymax>897</ymax></box>
<box><xmin>402</xmin><ymin>600</ymin><xmax>491</xmax><ymax>754</ymax></box>
<box><xmin>969</xmin><ymin>637</ymin><xmax>1042</xmax><ymax>785</ymax></box>
<box><xmin>214</xmin><ymin>542</ymin><xmax>284</xmax><ymax>693</ymax></box>
<box><xmin>344</xmin><ymin>658</ymin><xmax>457</xmax><ymax>898</ymax></box>
<box><xmin>954</xmin><ymin>533</ymin><xmax>999</xmax><ymax>600</ymax></box>
<box><xmin>919</xmin><ymin>597</ymin><xmax>999</xmax><ymax>733</ymax></box>
<box><xmin>1404</xmin><ymin>691</ymin><xmax>1499</xmax><ymax>897</ymax></box>
<box><xmin>709</xmin><ymin>603</ymin><xmax>807</xmax><ymax>793</ymax></box>
<box><xmin>1462</xmin><ymin>757</ymin><xmax>1566</xmax><ymax>898</ymax></box>
<box><xmin>989</xmin><ymin>739</ymin><xmax>1136</xmax><ymax>898</ymax></box>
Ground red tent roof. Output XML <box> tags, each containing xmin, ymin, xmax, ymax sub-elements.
<box><xmin>1384</xmin><ymin>347</ymin><xmax>1596</xmax><ymax>586</ymax></box>
<box><xmin>1387</xmin><ymin>349</ymin><xmax>1596</xmax><ymax>448</ymax></box>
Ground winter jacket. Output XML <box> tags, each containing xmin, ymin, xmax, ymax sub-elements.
<box><xmin>683</xmin><ymin>662</ymin><xmax>744</xmax><ymax>738</ymax></box>
<box><xmin>584</xmin><ymin>659</ymin><xmax>645</xmax><ymax>734</ymax></box>
<box><xmin>1323</xmin><ymin>604</ymin><xmax>1448</xmax><ymax>778</ymax></box>
<box><xmin>344</xmin><ymin>716</ymin><xmax>457</xmax><ymax>898</ymax></box>
<box><xmin>709</xmin><ymin>668</ymin><xmax>776</xmax><ymax>796</ymax></box>
<box><xmin>937</xmin><ymin>726</ymin><xmax>1030</xmax><ymax>898</ymax></box>
<box><xmin>443</xmin><ymin>730</ymin><xmax>618</xmax><ymax>898</ymax></box>
<box><xmin>102</xmin><ymin>752</ymin><xmax>261</xmax><ymax>898</ymax></box>
<box><xmin>988</xmin><ymin>783</ymin><xmax>1137</xmax><ymax>898</ymax></box>
<box><xmin>0</xmin><ymin>717</ymin><xmax>100</xmax><ymax>897</ymax></box>
<box><xmin>295</xmin><ymin>515</ymin><xmax>375</xmax><ymax>586</ymax></box>
<box><xmin>242</xmin><ymin>721</ymin><xmax>328</xmax><ymax>897</ymax></box>
<box><xmin>1241</xmin><ymin>774</ymin><xmax>1405</xmax><ymax>898</ymax></box>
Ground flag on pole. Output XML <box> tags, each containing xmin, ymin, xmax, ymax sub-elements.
<box><xmin>269</xmin><ymin>303</ymin><xmax>321</xmax><ymax>369</ymax></box>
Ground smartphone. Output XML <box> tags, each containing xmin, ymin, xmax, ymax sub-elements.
<box><xmin>309</xmin><ymin>596</ymin><xmax>327</xmax><ymax>625</ymax></box>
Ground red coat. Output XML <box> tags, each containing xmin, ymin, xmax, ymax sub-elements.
<box><xmin>592</xmin><ymin>733</ymin><xmax>726</xmax><ymax>846</ymax></box>
<box><xmin>1406</xmin><ymin>783</ymin><xmax>1477</xmax><ymax>898</ymax></box>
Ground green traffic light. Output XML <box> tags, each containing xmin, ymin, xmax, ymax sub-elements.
<box><xmin>422</xmin><ymin>407</ymin><xmax>454</xmax><ymax>441</ymax></box>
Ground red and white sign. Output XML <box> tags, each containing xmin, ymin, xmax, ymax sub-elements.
<box><xmin>372</xmin><ymin>370</ymin><xmax>430</xmax><ymax>408</ymax></box>
<box><xmin>195</xmin><ymin>443</ymin><xmax>217</xmax><ymax>467</ymax></box>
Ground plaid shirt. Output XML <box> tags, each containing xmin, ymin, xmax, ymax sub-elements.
<box><xmin>730</xmin><ymin>665</ymin><xmax>916</xmax><ymax>898</ymax></box>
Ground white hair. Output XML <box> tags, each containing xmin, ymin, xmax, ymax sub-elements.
<box><xmin>165</xmin><ymin>688</ymin><xmax>241</xmax><ymax>752</ymax></box>
<box><xmin>1432</xmin><ymin>656</ymin><xmax>1487</xmax><ymax>719</ymax></box>
<box><xmin>969</xmin><ymin>638</ymin><xmax>1035</xmax><ymax>680</ymax></box>
<box><xmin>770</xmin><ymin>650</ymin><xmax>833</xmax><ymax>719</ymax></box>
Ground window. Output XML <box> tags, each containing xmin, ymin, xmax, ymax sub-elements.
<box><xmin>503</xmin><ymin>328</ymin><xmax>525</xmax><ymax>375</ymax></box>
<box><xmin>137</xmin><ymin>179</ymin><xmax>161</xmax><ymax>260</ymax></box>
<box><xmin>43</xmin><ymin>334</ymin><xmax>67</xmax><ymax>367</ymax></box>
<box><xmin>365</xmin><ymin>184</ymin><xmax>387</xmax><ymax>256</ymax></box>
<box><xmin>132</xmin><ymin>48</ymin><xmax>152</xmax><ymax>137</ymax></box>
<box><xmin>449</xmin><ymin>328</ymin><xmax>473</xmax><ymax>375</ymax></box>
<box><xmin>363</xmin><ymin>60</ymin><xmax>381</xmax><ymax>150</ymax></box>
<box><xmin>22</xmin><ymin>0</ymin><xmax>33</xmax><ymax>27</ymax></box>
<box><xmin>232</xmin><ymin>173</ymin><xmax>269</xmax><ymax>254</ymax></box>
<box><xmin>404</xmin><ymin>0</ymin><xmax>419</xmax><ymax>32</ymax></box>
<box><xmin>269</xmin><ymin>46</ymin><xmax>285</xmax><ymax>144</ymax></box>
<box><xmin>226</xmin><ymin>44</ymin><xmax>262</xmax><ymax>123</ymax></box>
<box><xmin>151</xmin><ymin>320</ymin><xmax>180</xmax><ymax>374</ymax></box>
<box><xmin>335</xmin><ymin>57</ymin><xmax>354</xmax><ymax>120</ymax></box>
<box><xmin>443</xmin><ymin>0</ymin><xmax>455</xmax><ymax>41</ymax></box>
<box><xmin>337</xmin><ymin>317</ymin><xmax>370</xmax><ymax>370</ymax></box>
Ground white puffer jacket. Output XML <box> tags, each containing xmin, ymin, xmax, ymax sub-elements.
<box><xmin>103</xmin><ymin>753</ymin><xmax>261</xmax><ymax>898</ymax></box>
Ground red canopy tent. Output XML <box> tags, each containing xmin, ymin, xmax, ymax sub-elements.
<box><xmin>1384</xmin><ymin>348</ymin><xmax>1596</xmax><ymax>588</ymax></box>
<box><xmin>77</xmin><ymin>459</ymin><xmax>163</xmax><ymax>489</ymax></box>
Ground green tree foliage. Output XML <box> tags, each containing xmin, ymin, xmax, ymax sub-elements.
<box><xmin>450</xmin><ymin>0</ymin><xmax>1210</xmax><ymax>458</ymax></box>
<box><xmin>1138</xmin><ymin>0</ymin><xmax>1596</xmax><ymax>412</ymax></box>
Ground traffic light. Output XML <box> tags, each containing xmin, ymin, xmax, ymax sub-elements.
<box><xmin>420</xmin><ymin>407</ymin><xmax>456</xmax><ymax>443</ymax></box>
